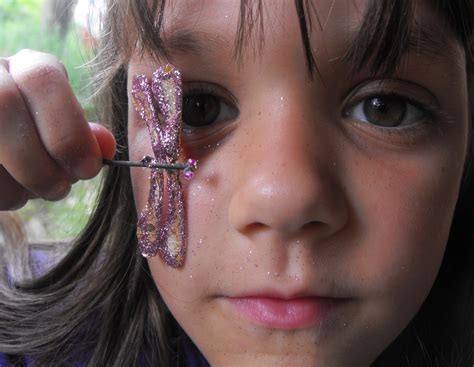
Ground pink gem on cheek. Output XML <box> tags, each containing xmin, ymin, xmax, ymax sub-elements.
<box><xmin>183</xmin><ymin>170</ymin><xmax>195</xmax><ymax>180</ymax></box>
<box><xmin>183</xmin><ymin>158</ymin><xmax>198</xmax><ymax>180</ymax></box>
<box><xmin>130</xmin><ymin>65</ymin><xmax>189</xmax><ymax>268</ymax></box>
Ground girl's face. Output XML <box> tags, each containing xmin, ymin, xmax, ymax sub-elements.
<box><xmin>127</xmin><ymin>0</ymin><xmax>468</xmax><ymax>366</ymax></box>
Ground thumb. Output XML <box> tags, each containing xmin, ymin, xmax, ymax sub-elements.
<box><xmin>88</xmin><ymin>122</ymin><xmax>116</xmax><ymax>160</ymax></box>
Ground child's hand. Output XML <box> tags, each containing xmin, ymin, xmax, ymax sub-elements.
<box><xmin>0</xmin><ymin>50</ymin><xmax>116</xmax><ymax>211</ymax></box>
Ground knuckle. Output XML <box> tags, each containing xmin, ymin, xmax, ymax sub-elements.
<box><xmin>14</xmin><ymin>48</ymin><xmax>36</xmax><ymax>57</ymax></box>
<box><xmin>24</xmin><ymin>168</ymin><xmax>67</xmax><ymax>200</ymax></box>
<box><xmin>47</xmin><ymin>180</ymin><xmax>71</xmax><ymax>201</ymax></box>
<box><xmin>43</xmin><ymin>177</ymin><xmax>72</xmax><ymax>202</ymax></box>
<box><xmin>15</xmin><ymin>61</ymin><xmax>67</xmax><ymax>93</ymax></box>
<box><xmin>47</xmin><ymin>134</ymin><xmax>86</xmax><ymax>165</ymax></box>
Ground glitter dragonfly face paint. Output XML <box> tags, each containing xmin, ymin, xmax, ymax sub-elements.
<box><xmin>131</xmin><ymin>64</ymin><xmax>195</xmax><ymax>268</ymax></box>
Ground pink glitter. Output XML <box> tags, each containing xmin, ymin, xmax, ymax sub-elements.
<box><xmin>131</xmin><ymin>65</ymin><xmax>186</xmax><ymax>268</ymax></box>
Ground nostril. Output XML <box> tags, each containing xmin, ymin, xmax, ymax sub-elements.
<box><xmin>243</xmin><ymin>222</ymin><xmax>267</xmax><ymax>236</ymax></box>
<box><xmin>302</xmin><ymin>221</ymin><xmax>324</xmax><ymax>231</ymax></box>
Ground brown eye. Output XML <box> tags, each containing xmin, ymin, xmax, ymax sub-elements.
<box><xmin>346</xmin><ymin>94</ymin><xmax>426</xmax><ymax>128</ymax></box>
<box><xmin>183</xmin><ymin>94</ymin><xmax>220</xmax><ymax>127</ymax></box>
<box><xmin>363</xmin><ymin>96</ymin><xmax>407</xmax><ymax>127</ymax></box>
<box><xmin>182</xmin><ymin>88</ymin><xmax>238</xmax><ymax>128</ymax></box>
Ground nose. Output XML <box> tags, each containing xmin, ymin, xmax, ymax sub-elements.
<box><xmin>228</xmin><ymin>88</ymin><xmax>348</xmax><ymax>241</ymax></box>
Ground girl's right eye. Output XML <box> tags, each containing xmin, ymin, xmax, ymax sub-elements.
<box><xmin>182</xmin><ymin>83</ymin><xmax>239</xmax><ymax>130</ymax></box>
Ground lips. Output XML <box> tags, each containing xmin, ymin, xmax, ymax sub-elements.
<box><xmin>226</xmin><ymin>295</ymin><xmax>347</xmax><ymax>330</ymax></box>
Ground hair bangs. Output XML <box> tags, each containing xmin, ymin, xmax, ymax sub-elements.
<box><xmin>114</xmin><ymin>0</ymin><xmax>473</xmax><ymax>78</ymax></box>
<box><xmin>342</xmin><ymin>0</ymin><xmax>474</xmax><ymax>76</ymax></box>
<box><xmin>342</xmin><ymin>0</ymin><xmax>414</xmax><ymax>75</ymax></box>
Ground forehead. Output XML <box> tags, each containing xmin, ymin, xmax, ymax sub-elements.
<box><xmin>160</xmin><ymin>0</ymin><xmax>363</xmax><ymax>47</ymax></box>
<box><xmin>162</xmin><ymin>0</ymin><xmax>362</xmax><ymax>24</ymax></box>
<box><xmin>128</xmin><ymin>0</ymin><xmax>464</xmax><ymax>73</ymax></box>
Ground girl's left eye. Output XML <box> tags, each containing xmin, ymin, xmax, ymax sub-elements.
<box><xmin>344</xmin><ymin>94</ymin><xmax>427</xmax><ymax>128</ymax></box>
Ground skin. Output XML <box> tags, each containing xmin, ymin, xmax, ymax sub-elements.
<box><xmin>0</xmin><ymin>0</ymin><xmax>466</xmax><ymax>365</ymax></box>
<box><xmin>0</xmin><ymin>51</ymin><xmax>115</xmax><ymax>210</ymax></box>
<box><xmin>126</xmin><ymin>0</ymin><xmax>469</xmax><ymax>366</ymax></box>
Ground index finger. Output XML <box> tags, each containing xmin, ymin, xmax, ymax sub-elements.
<box><xmin>8</xmin><ymin>50</ymin><xmax>102</xmax><ymax>180</ymax></box>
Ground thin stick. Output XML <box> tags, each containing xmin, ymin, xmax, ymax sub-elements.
<box><xmin>103</xmin><ymin>159</ymin><xmax>188</xmax><ymax>170</ymax></box>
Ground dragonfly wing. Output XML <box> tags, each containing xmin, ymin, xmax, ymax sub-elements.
<box><xmin>131</xmin><ymin>74</ymin><xmax>161</xmax><ymax>158</ymax></box>
<box><xmin>152</xmin><ymin>65</ymin><xmax>187</xmax><ymax>267</ymax></box>
<box><xmin>159</xmin><ymin>171</ymin><xmax>186</xmax><ymax>267</ymax></box>
<box><xmin>136</xmin><ymin>169</ymin><xmax>164</xmax><ymax>258</ymax></box>
<box><xmin>151</xmin><ymin>65</ymin><xmax>182</xmax><ymax>161</ymax></box>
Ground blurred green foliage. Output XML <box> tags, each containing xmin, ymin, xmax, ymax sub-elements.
<box><xmin>0</xmin><ymin>0</ymin><xmax>101</xmax><ymax>241</ymax></box>
<box><xmin>0</xmin><ymin>0</ymin><xmax>95</xmax><ymax>117</ymax></box>
<box><xmin>0</xmin><ymin>0</ymin><xmax>42</xmax><ymax>21</ymax></box>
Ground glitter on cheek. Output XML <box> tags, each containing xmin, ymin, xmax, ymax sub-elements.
<box><xmin>130</xmin><ymin>65</ymin><xmax>187</xmax><ymax>268</ymax></box>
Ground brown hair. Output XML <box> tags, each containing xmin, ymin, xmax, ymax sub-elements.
<box><xmin>1</xmin><ymin>1</ymin><xmax>473</xmax><ymax>366</ymax></box>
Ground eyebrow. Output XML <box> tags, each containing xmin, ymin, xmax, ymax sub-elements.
<box><xmin>161</xmin><ymin>29</ymin><xmax>230</xmax><ymax>57</ymax></box>
<box><xmin>158</xmin><ymin>23</ymin><xmax>463</xmax><ymax>70</ymax></box>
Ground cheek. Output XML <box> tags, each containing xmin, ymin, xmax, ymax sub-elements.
<box><xmin>348</xmin><ymin>145</ymin><xmax>464</xmax><ymax>337</ymax></box>
<box><xmin>144</xmin><ymin>152</ymin><xmax>236</xmax><ymax>338</ymax></box>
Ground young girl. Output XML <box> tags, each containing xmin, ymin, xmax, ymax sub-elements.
<box><xmin>1</xmin><ymin>0</ymin><xmax>473</xmax><ymax>366</ymax></box>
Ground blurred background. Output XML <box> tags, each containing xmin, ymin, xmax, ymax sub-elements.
<box><xmin>0</xmin><ymin>0</ymin><xmax>105</xmax><ymax>243</ymax></box>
